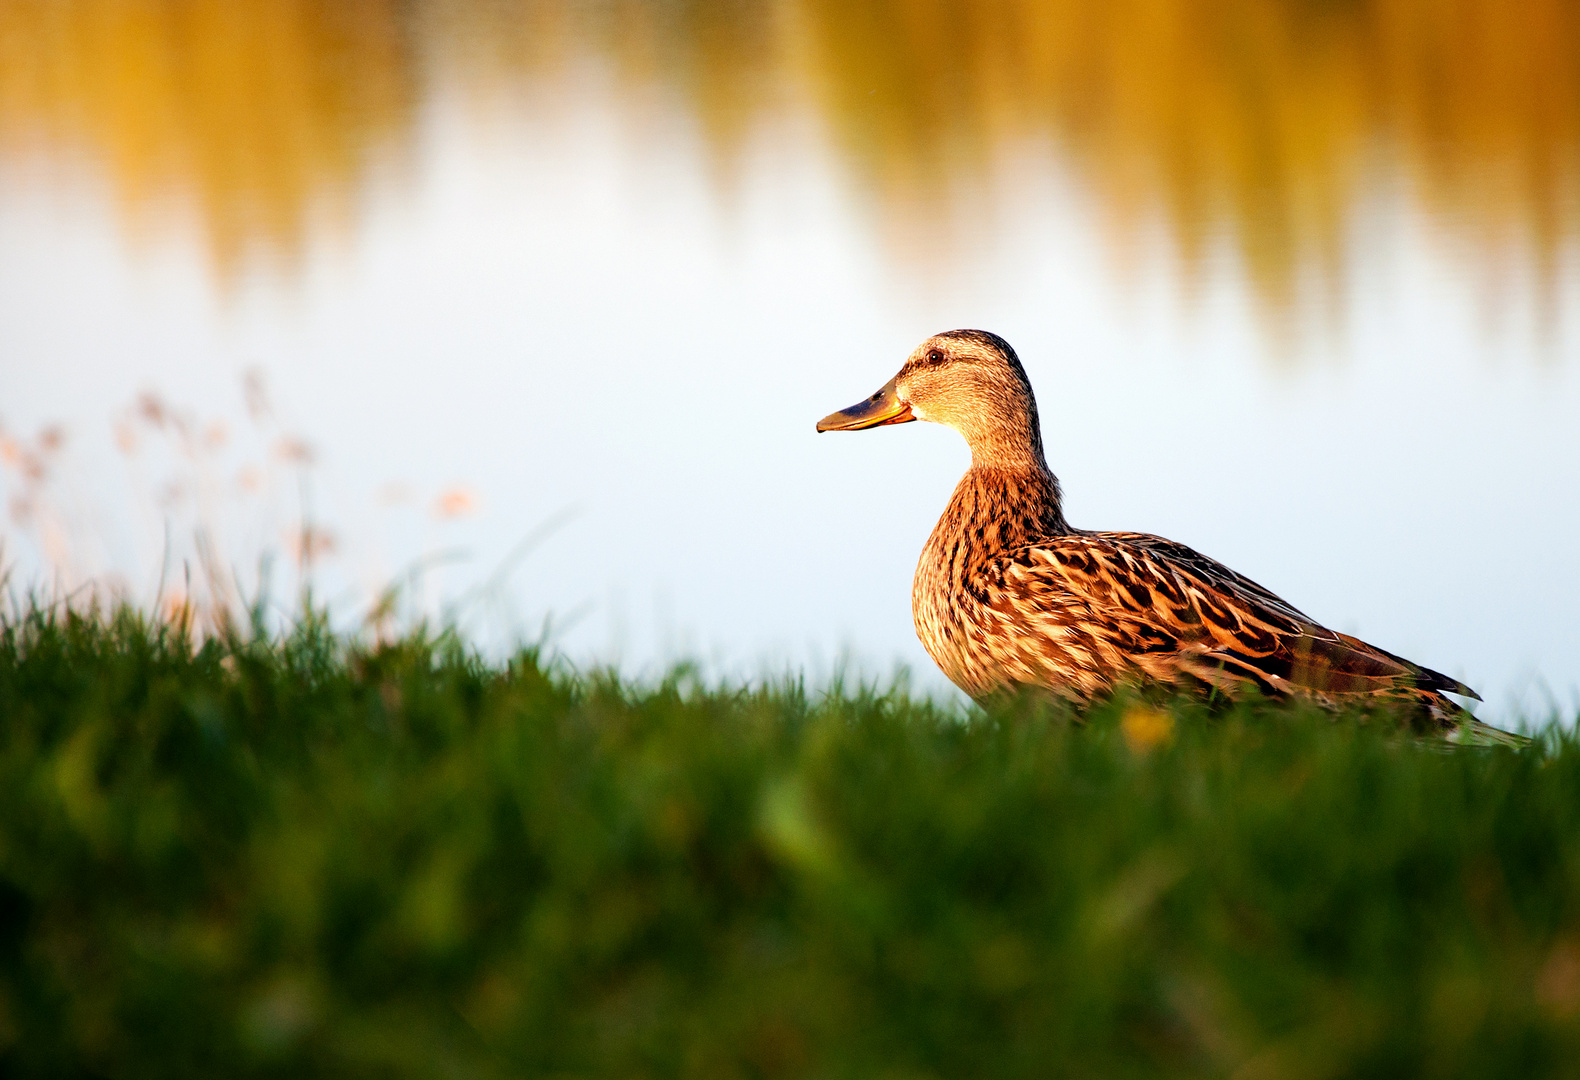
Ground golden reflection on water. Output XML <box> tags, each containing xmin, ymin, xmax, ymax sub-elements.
<box><xmin>1</xmin><ymin>0</ymin><xmax>1577</xmax><ymax>301</ymax></box>
<box><xmin>0</xmin><ymin>0</ymin><xmax>413</xmax><ymax>270</ymax></box>
<box><xmin>813</xmin><ymin>2</ymin><xmax>1579</xmax><ymax>263</ymax></box>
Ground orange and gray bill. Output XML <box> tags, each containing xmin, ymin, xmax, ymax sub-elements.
<box><xmin>816</xmin><ymin>376</ymin><xmax>915</xmax><ymax>432</ymax></box>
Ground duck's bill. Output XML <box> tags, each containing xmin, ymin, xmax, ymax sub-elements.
<box><xmin>816</xmin><ymin>377</ymin><xmax>915</xmax><ymax>432</ymax></box>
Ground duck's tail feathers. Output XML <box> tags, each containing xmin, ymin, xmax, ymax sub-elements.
<box><xmin>1429</xmin><ymin>694</ymin><xmax>1528</xmax><ymax>747</ymax></box>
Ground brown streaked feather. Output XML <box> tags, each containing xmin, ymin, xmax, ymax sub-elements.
<box><xmin>1071</xmin><ymin>532</ymin><xmax>1475</xmax><ymax>698</ymax></box>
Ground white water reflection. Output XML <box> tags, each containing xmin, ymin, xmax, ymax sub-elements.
<box><xmin>1</xmin><ymin>87</ymin><xmax>1577</xmax><ymax>725</ymax></box>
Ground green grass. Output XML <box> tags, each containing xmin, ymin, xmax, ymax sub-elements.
<box><xmin>1</xmin><ymin>610</ymin><xmax>1578</xmax><ymax>1079</ymax></box>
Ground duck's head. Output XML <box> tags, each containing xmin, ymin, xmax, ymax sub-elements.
<box><xmin>816</xmin><ymin>329</ymin><xmax>1046</xmax><ymax>467</ymax></box>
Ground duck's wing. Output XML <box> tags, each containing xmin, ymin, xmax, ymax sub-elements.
<box><xmin>990</xmin><ymin>531</ymin><xmax>1478</xmax><ymax>703</ymax></box>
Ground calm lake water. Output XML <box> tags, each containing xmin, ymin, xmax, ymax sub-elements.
<box><xmin>1</xmin><ymin>1</ymin><xmax>1577</xmax><ymax>722</ymax></box>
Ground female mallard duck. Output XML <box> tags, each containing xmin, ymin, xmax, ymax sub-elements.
<box><xmin>818</xmin><ymin>329</ymin><xmax>1500</xmax><ymax>736</ymax></box>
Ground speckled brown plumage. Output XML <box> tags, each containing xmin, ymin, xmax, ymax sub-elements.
<box><xmin>820</xmin><ymin>329</ymin><xmax>1506</xmax><ymax>739</ymax></box>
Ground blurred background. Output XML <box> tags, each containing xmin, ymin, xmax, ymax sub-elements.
<box><xmin>0</xmin><ymin>0</ymin><xmax>1576</xmax><ymax>720</ymax></box>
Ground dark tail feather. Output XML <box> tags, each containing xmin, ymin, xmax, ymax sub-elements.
<box><xmin>1415</xmin><ymin>664</ymin><xmax>1481</xmax><ymax>701</ymax></box>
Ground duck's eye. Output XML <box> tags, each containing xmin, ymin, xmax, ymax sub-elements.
<box><xmin>927</xmin><ymin>349</ymin><xmax>944</xmax><ymax>364</ymax></box>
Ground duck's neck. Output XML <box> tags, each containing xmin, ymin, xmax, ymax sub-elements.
<box><xmin>939</xmin><ymin>393</ymin><xmax>1069</xmax><ymax>548</ymax></box>
<box><xmin>958</xmin><ymin>403</ymin><xmax>1047</xmax><ymax>474</ymax></box>
<box><xmin>943</xmin><ymin>461</ymin><xmax>1072</xmax><ymax>555</ymax></box>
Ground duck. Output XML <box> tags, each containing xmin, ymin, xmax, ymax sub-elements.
<box><xmin>817</xmin><ymin>329</ymin><xmax>1509</xmax><ymax>740</ymax></box>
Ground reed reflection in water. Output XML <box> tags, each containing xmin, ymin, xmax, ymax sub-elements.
<box><xmin>0</xmin><ymin>0</ymin><xmax>413</xmax><ymax>272</ymax></box>
<box><xmin>0</xmin><ymin>0</ymin><xmax>1577</xmax><ymax>302</ymax></box>
<box><xmin>1</xmin><ymin>0</ymin><xmax>1577</xmax><ymax>720</ymax></box>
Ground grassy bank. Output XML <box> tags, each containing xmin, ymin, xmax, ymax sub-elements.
<box><xmin>0</xmin><ymin>611</ymin><xmax>1577</xmax><ymax>1078</ymax></box>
